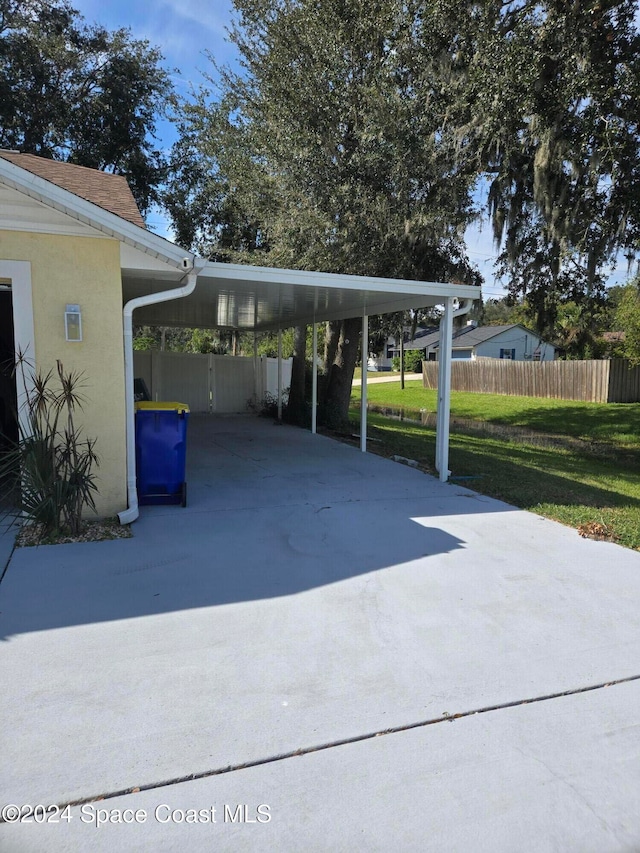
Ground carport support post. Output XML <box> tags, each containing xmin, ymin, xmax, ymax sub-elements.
<box><xmin>312</xmin><ymin>321</ymin><xmax>318</xmax><ymax>434</ymax></box>
<box><xmin>435</xmin><ymin>297</ymin><xmax>454</xmax><ymax>481</ymax></box>
<box><xmin>277</xmin><ymin>328</ymin><xmax>283</xmax><ymax>421</ymax></box>
<box><xmin>253</xmin><ymin>332</ymin><xmax>258</xmax><ymax>406</ymax></box>
<box><xmin>361</xmin><ymin>314</ymin><xmax>368</xmax><ymax>452</ymax></box>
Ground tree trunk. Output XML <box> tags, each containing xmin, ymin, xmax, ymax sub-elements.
<box><xmin>322</xmin><ymin>316</ymin><xmax>360</xmax><ymax>428</ymax></box>
<box><xmin>287</xmin><ymin>325</ymin><xmax>307</xmax><ymax>425</ymax></box>
<box><xmin>400</xmin><ymin>329</ymin><xmax>405</xmax><ymax>390</ymax></box>
<box><xmin>324</xmin><ymin>320</ymin><xmax>340</xmax><ymax>374</ymax></box>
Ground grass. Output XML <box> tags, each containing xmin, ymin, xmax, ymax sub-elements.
<box><xmin>347</xmin><ymin>383</ymin><xmax>640</xmax><ymax>550</ymax></box>
<box><xmin>356</xmin><ymin>380</ymin><xmax>640</xmax><ymax>449</ymax></box>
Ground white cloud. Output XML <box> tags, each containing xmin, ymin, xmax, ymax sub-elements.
<box><xmin>158</xmin><ymin>0</ymin><xmax>233</xmax><ymax>38</ymax></box>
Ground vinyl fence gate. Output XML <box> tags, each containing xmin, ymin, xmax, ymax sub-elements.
<box><xmin>133</xmin><ymin>351</ymin><xmax>293</xmax><ymax>413</ymax></box>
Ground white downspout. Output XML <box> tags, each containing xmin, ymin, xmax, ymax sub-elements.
<box><xmin>118</xmin><ymin>260</ymin><xmax>203</xmax><ymax>525</ymax></box>
<box><xmin>435</xmin><ymin>298</ymin><xmax>474</xmax><ymax>483</ymax></box>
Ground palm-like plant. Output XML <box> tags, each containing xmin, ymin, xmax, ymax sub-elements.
<box><xmin>0</xmin><ymin>356</ymin><xmax>99</xmax><ymax>538</ymax></box>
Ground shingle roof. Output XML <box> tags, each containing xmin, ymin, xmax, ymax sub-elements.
<box><xmin>402</xmin><ymin>324</ymin><xmax>551</xmax><ymax>351</ymax></box>
<box><xmin>450</xmin><ymin>324</ymin><xmax>521</xmax><ymax>348</ymax></box>
<box><xmin>404</xmin><ymin>328</ymin><xmax>441</xmax><ymax>350</ymax></box>
<box><xmin>0</xmin><ymin>151</ymin><xmax>146</xmax><ymax>228</ymax></box>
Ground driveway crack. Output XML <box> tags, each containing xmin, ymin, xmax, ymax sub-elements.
<box><xmin>5</xmin><ymin>672</ymin><xmax>639</xmax><ymax>821</ymax></box>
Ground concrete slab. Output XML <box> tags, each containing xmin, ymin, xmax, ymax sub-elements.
<box><xmin>1</xmin><ymin>416</ymin><xmax>640</xmax><ymax>839</ymax></box>
<box><xmin>4</xmin><ymin>680</ymin><xmax>640</xmax><ymax>852</ymax></box>
<box><xmin>352</xmin><ymin>373</ymin><xmax>405</xmax><ymax>385</ymax></box>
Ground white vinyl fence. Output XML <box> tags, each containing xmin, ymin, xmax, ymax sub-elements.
<box><xmin>133</xmin><ymin>350</ymin><xmax>292</xmax><ymax>413</ymax></box>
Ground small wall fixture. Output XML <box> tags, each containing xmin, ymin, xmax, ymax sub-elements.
<box><xmin>65</xmin><ymin>304</ymin><xmax>82</xmax><ymax>342</ymax></box>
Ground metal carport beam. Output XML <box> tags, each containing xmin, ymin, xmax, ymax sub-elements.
<box><xmin>361</xmin><ymin>314</ymin><xmax>368</xmax><ymax>452</ymax></box>
<box><xmin>311</xmin><ymin>322</ymin><xmax>318</xmax><ymax>435</ymax></box>
<box><xmin>435</xmin><ymin>298</ymin><xmax>474</xmax><ymax>482</ymax></box>
<box><xmin>277</xmin><ymin>328</ymin><xmax>283</xmax><ymax>421</ymax></box>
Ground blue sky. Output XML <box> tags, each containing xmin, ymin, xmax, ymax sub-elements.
<box><xmin>72</xmin><ymin>0</ymin><xmax>631</xmax><ymax>297</ymax></box>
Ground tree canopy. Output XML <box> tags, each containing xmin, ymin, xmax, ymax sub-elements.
<box><xmin>167</xmin><ymin>0</ymin><xmax>640</xmax><ymax>293</ymax></box>
<box><xmin>467</xmin><ymin>0</ymin><xmax>640</xmax><ymax>327</ymax></box>
<box><xmin>613</xmin><ymin>277</ymin><xmax>640</xmax><ymax>364</ymax></box>
<box><xmin>166</xmin><ymin>0</ymin><xmax>481</xmax><ymax>280</ymax></box>
<box><xmin>165</xmin><ymin>0</ymin><xmax>486</xmax><ymax>422</ymax></box>
<box><xmin>0</xmin><ymin>0</ymin><xmax>173</xmax><ymax>212</ymax></box>
<box><xmin>162</xmin><ymin>0</ymin><xmax>640</xmax><ymax>420</ymax></box>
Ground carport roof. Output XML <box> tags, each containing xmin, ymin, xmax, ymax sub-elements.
<box><xmin>123</xmin><ymin>264</ymin><xmax>481</xmax><ymax>331</ymax></box>
<box><xmin>0</xmin><ymin>153</ymin><xmax>481</xmax><ymax>330</ymax></box>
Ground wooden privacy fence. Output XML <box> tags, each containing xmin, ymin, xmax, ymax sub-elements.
<box><xmin>422</xmin><ymin>358</ymin><xmax>640</xmax><ymax>403</ymax></box>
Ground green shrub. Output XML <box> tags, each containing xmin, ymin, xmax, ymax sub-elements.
<box><xmin>391</xmin><ymin>351</ymin><xmax>424</xmax><ymax>372</ymax></box>
<box><xmin>0</xmin><ymin>358</ymin><xmax>99</xmax><ymax>537</ymax></box>
<box><xmin>404</xmin><ymin>350</ymin><xmax>424</xmax><ymax>372</ymax></box>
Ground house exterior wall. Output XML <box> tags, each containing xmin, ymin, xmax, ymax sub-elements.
<box><xmin>367</xmin><ymin>354</ymin><xmax>393</xmax><ymax>371</ymax></box>
<box><xmin>474</xmin><ymin>329</ymin><xmax>555</xmax><ymax>362</ymax></box>
<box><xmin>0</xmin><ymin>231</ymin><xmax>126</xmax><ymax>516</ymax></box>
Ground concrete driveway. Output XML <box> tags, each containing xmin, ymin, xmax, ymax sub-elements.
<box><xmin>2</xmin><ymin>414</ymin><xmax>640</xmax><ymax>851</ymax></box>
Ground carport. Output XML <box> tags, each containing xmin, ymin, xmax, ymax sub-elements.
<box><xmin>120</xmin><ymin>255</ymin><xmax>480</xmax><ymax>522</ymax></box>
<box><xmin>0</xmin><ymin>152</ymin><xmax>481</xmax><ymax>521</ymax></box>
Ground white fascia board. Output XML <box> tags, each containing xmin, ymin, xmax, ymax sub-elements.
<box><xmin>120</xmin><ymin>242</ymin><xmax>182</xmax><ymax>274</ymax></box>
<box><xmin>200</xmin><ymin>260</ymin><xmax>481</xmax><ymax>303</ymax></box>
<box><xmin>0</xmin><ymin>157</ymin><xmax>197</xmax><ymax>270</ymax></box>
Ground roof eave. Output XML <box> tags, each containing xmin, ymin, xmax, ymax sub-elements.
<box><xmin>0</xmin><ymin>156</ymin><xmax>194</xmax><ymax>271</ymax></box>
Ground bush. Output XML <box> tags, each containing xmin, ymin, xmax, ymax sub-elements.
<box><xmin>391</xmin><ymin>351</ymin><xmax>424</xmax><ymax>372</ymax></box>
<box><xmin>0</xmin><ymin>358</ymin><xmax>99</xmax><ymax>537</ymax></box>
<box><xmin>404</xmin><ymin>350</ymin><xmax>424</xmax><ymax>372</ymax></box>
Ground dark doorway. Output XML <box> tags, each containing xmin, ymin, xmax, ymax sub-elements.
<box><xmin>0</xmin><ymin>289</ymin><xmax>17</xmax><ymax>448</ymax></box>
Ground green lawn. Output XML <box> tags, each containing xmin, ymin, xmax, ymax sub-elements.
<box><xmin>347</xmin><ymin>383</ymin><xmax>640</xmax><ymax>550</ymax></box>
<box><xmin>355</xmin><ymin>379</ymin><xmax>640</xmax><ymax>449</ymax></box>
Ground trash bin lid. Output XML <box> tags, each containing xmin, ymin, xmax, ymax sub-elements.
<box><xmin>135</xmin><ymin>401</ymin><xmax>190</xmax><ymax>413</ymax></box>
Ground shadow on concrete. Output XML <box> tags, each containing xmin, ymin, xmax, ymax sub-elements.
<box><xmin>0</xmin><ymin>415</ymin><xmax>515</xmax><ymax>639</ymax></box>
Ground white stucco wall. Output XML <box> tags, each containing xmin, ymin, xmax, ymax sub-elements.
<box><xmin>0</xmin><ymin>231</ymin><xmax>126</xmax><ymax>516</ymax></box>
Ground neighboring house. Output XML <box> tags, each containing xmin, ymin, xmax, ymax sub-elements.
<box><xmin>370</xmin><ymin>322</ymin><xmax>555</xmax><ymax>369</ymax></box>
<box><xmin>368</xmin><ymin>326</ymin><xmax>440</xmax><ymax>370</ymax></box>
<box><xmin>1</xmin><ymin>151</ymin><xmax>481</xmax><ymax>516</ymax></box>
<box><xmin>602</xmin><ymin>332</ymin><xmax>625</xmax><ymax>344</ymax></box>
<box><xmin>601</xmin><ymin>331</ymin><xmax>625</xmax><ymax>358</ymax></box>
<box><xmin>448</xmin><ymin>324</ymin><xmax>556</xmax><ymax>361</ymax></box>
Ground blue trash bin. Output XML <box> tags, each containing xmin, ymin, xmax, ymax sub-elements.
<box><xmin>135</xmin><ymin>402</ymin><xmax>190</xmax><ymax>507</ymax></box>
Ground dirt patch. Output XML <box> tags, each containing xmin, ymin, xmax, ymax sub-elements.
<box><xmin>14</xmin><ymin>518</ymin><xmax>133</xmax><ymax>547</ymax></box>
<box><xmin>577</xmin><ymin>521</ymin><xmax>619</xmax><ymax>543</ymax></box>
